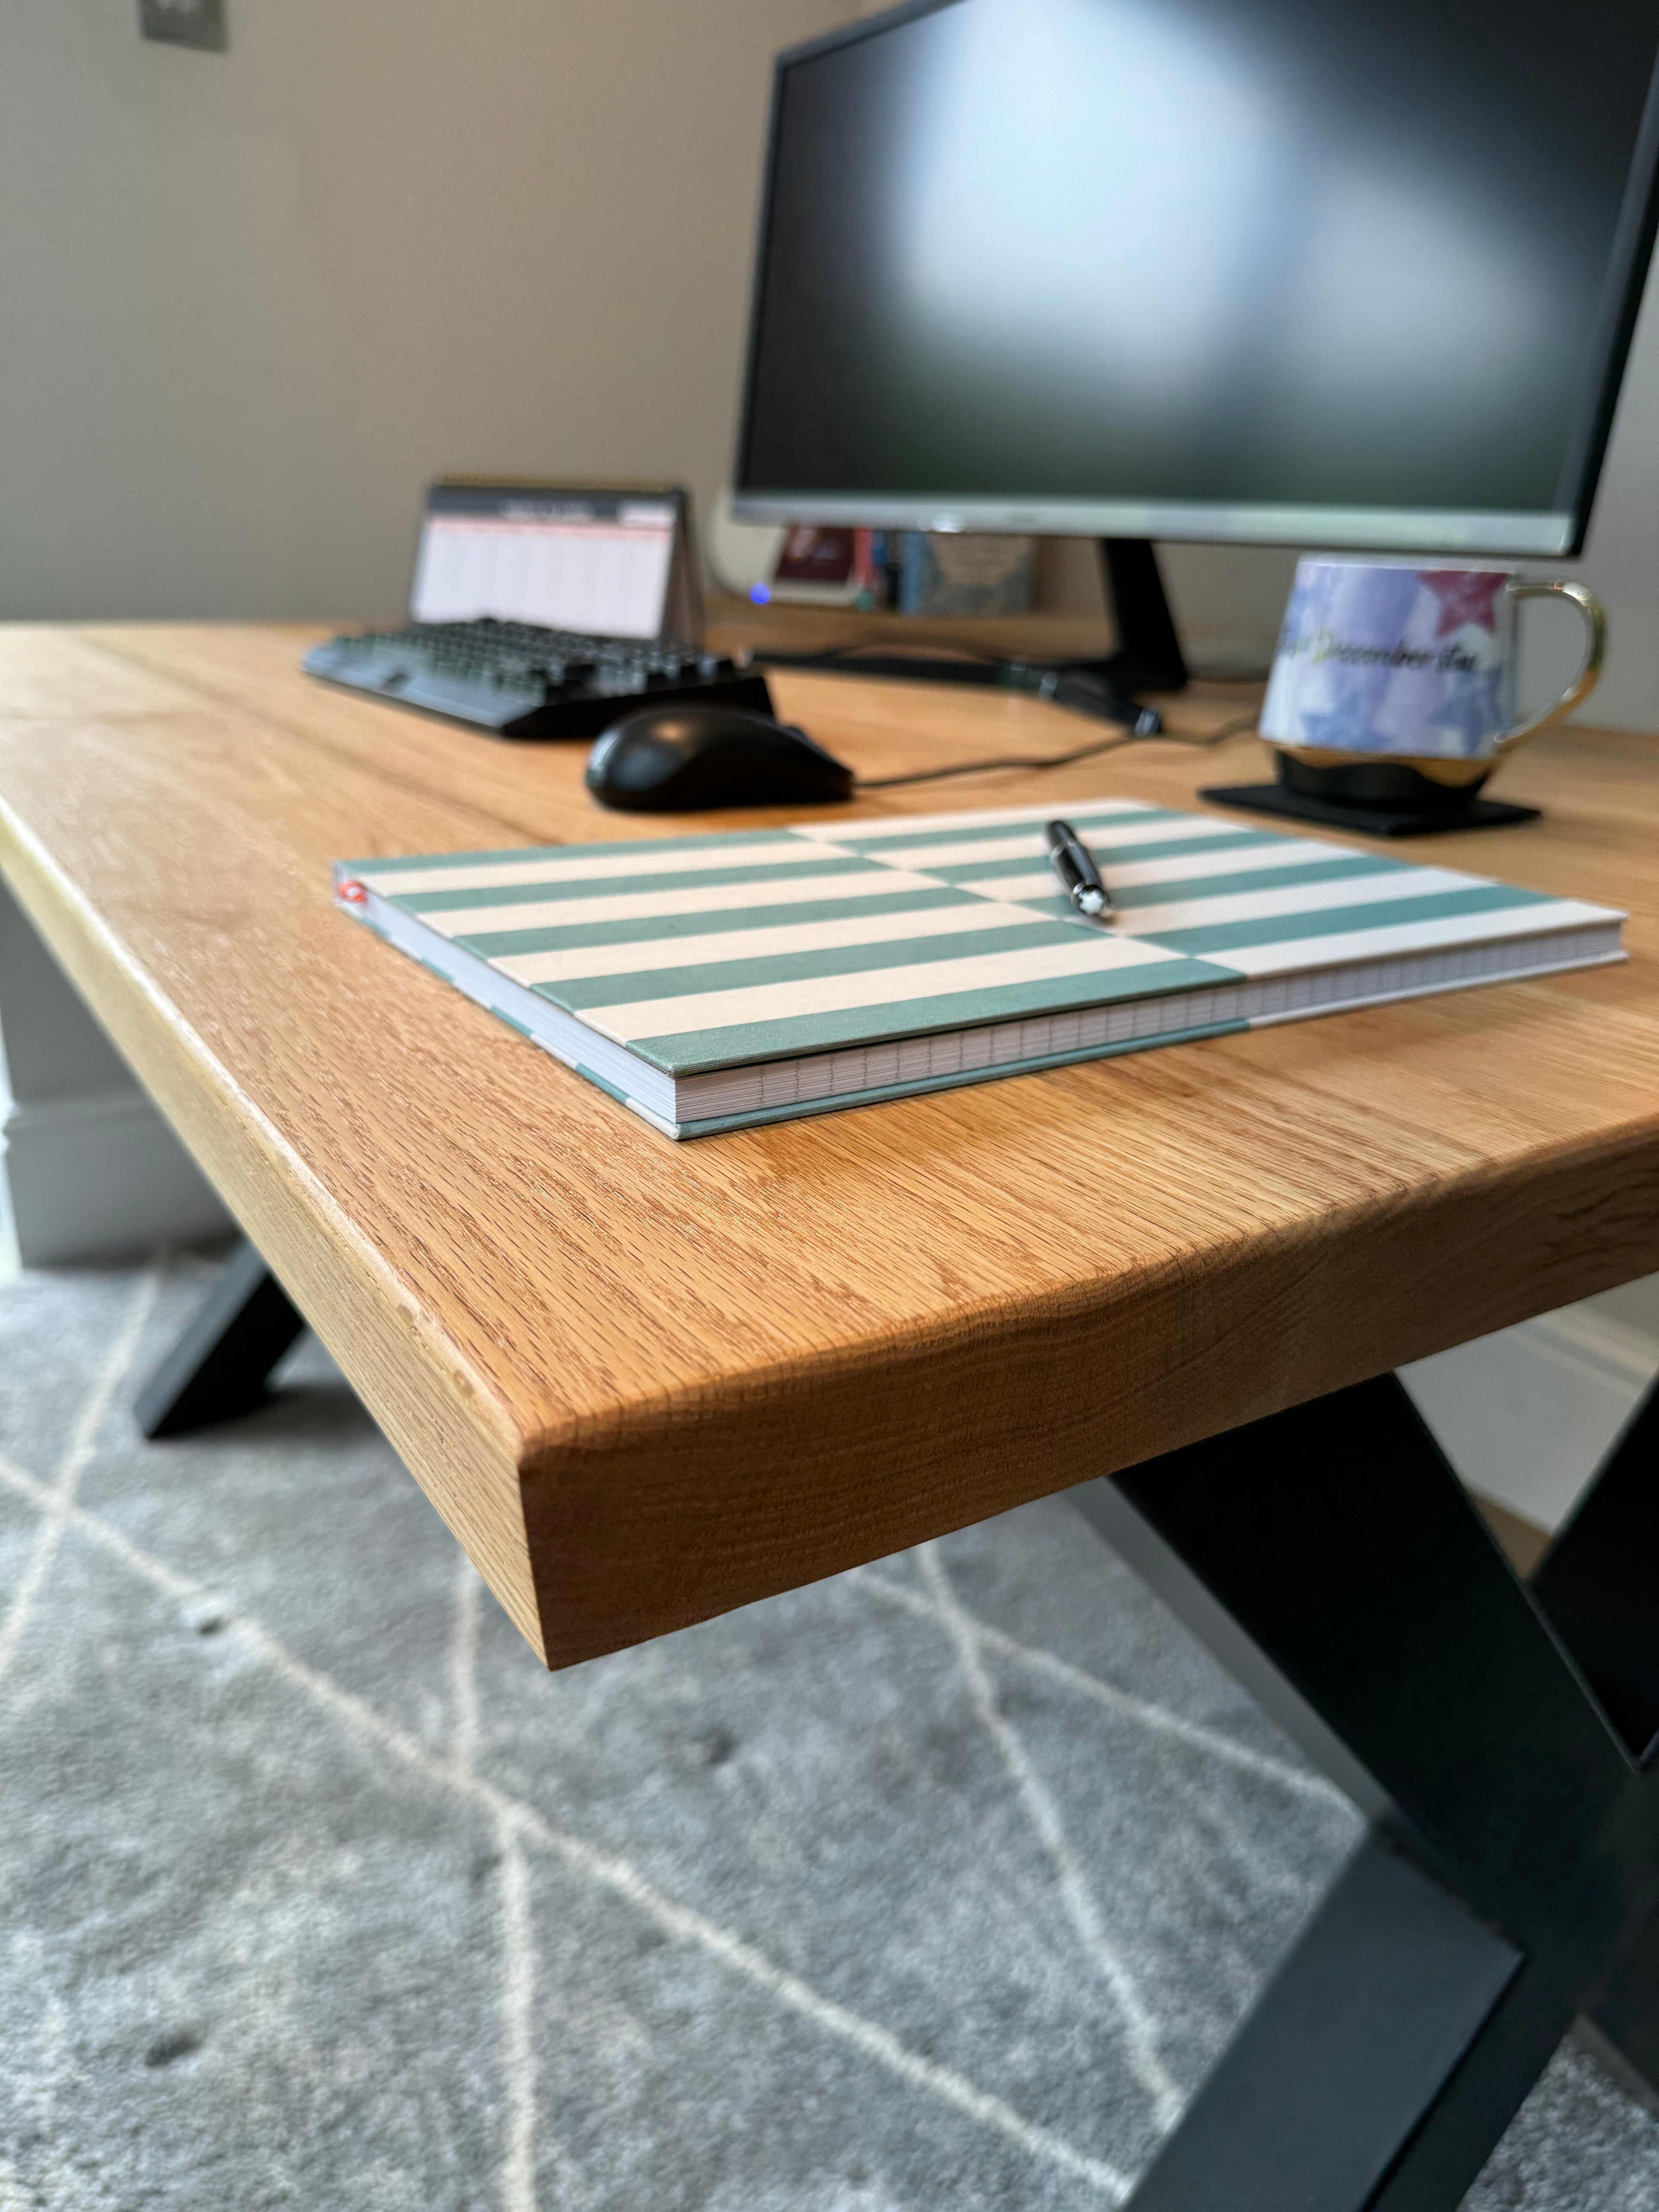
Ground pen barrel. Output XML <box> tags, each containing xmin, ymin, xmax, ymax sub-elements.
<box><xmin>1051</xmin><ymin>843</ymin><xmax>1090</xmax><ymax>897</ymax></box>
<box><xmin>1045</xmin><ymin>821</ymin><xmax>1109</xmax><ymax>911</ymax></box>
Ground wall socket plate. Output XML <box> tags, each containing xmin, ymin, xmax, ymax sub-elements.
<box><xmin>139</xmin><ymin>0</ymin><xmax>227</xmax><ymax>51</ymax></box>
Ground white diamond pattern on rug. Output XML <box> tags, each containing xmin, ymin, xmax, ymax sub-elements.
<box><xmin>2</xmin><ymin>1252</ymin><xmax>1657</xmax><ymax>2211</ymax></box>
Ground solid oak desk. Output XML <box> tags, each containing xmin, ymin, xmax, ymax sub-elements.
<box><xmin>2</xmin><ymin>620</ymin><xmax>1658</xmax><ymax>2210</ymax></box>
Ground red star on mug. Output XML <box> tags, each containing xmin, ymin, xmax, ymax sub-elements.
<box><xmin>1423</xmin><ymin>569</ymin><xmax>1505</xmax><ymax>639</ymax></box>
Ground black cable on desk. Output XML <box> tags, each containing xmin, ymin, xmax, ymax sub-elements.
<box><xmin>853</xmin><ymin>715</ymin><xmax>1260</xmax><ymax>792</ymax></box>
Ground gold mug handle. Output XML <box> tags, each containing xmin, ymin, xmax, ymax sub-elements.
<box><xmin>1492</xmin><ymin>579</ymin><xmax>1607</xmax><ymax>756</ymax></box>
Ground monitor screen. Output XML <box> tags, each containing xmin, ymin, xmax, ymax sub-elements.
<box><xmin>734</xmin><ymin>0</ymin><xmax>1659</xmax><ymax>555</ymax></box>
<box><xmin>410</xmin><ymin>485</ymin><xmax>679</xmax><ymax>639</ymax></box>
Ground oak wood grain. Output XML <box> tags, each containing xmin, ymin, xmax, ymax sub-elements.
<box><xmin>3</xmin><ymin>621</ymin><xmax>1657</xmax><ymax>1665</ymax></box>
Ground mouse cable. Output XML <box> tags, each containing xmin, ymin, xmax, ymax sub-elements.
<box><xmin>852</xmin><ymin>714</ymin><xmax>1259</xmax><ymax>792</ymax></box>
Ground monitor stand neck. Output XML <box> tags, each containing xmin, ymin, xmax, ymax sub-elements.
<box><xmin>1053</xmin><ymin>539</ymin><xmax>1189</xmax><ymax>724</ymax></box>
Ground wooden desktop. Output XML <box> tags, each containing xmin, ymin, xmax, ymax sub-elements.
<box><xmin>1</xmin><ymin>613</ymin><xmax>1656</xmax><ymax>2209</ymax></box>
<box><xmin>1</xmin><ymin>614</ymin><xmax>1653</xmax><ymax>1659</ymax></box>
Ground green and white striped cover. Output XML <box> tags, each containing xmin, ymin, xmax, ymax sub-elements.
<box><xmin>336</xmin><ymin>800</ymin><xmax>1623</xmax><ymax>1138</ymax></box>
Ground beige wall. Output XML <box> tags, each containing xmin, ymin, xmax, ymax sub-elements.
<box><xmin>1557</xmin><ymin>270</ymin><xmax>1659</xmax><ymax>730</ymax></box>
<box><xmin>0</xmin><ymin>0</ymin><xmax>862</xmax><ymax>625</ymax></box>
<box><xmin>3</xmin><ymin>0</ymin><xmax>1655</xmax><ymax>725</ymax></box>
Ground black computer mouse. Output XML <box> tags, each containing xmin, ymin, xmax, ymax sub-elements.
<box><xmin>586</xmin><ymin>704</ymin><xmax>855</xmax><ymax>812</ymax></box>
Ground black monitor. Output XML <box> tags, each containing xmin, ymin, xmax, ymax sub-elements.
<box><xmin>733</xmin><ymin>0</ymin><xmax>1659</xmax><ymax>576</ymax></box>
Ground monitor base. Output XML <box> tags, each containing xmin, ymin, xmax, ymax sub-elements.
<box><xmin>753</xmin><ymin>537</ymin><xmax>1189</xmax><ymax>731</ymax></box>
<box><xmin>1201</xmin><ymin>782</ymin><xmax>1541</xmax><ymax>837</ymax></box>
<box><xmin>1033</xmin><ymin>538</ymin><xmax>1190</xmax><ymax>728</ymax></box>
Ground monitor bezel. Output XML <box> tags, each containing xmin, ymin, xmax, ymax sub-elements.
<box><xmin>731</xmin><ymin>0</ymin><xmax>1659</xmax><ymax>561</ymax></box>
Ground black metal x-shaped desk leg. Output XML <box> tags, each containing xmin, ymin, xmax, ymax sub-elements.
<box><xmin>134</xmin><ymin>1240</ymin><xmax>305</xmax><ymax>1438</ymax></box>
<box><xmin>1073</xmin><ymin>1372</ymin><xmax>1659</xmax><ymax>2210</ymax></box>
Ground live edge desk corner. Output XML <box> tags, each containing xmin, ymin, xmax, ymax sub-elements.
<box><xmin>4</xmin><ymin>620</ymin><xmax>1659</xmax><ymax>2208</ymax></box>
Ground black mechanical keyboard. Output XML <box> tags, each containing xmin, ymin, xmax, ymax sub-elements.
<box><xmin>303</xmin><ymin>618</ymin><xmax>774</xmax><ymax>740</ymax></box>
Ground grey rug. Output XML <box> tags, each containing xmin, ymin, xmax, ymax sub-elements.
<box><xmin>1</xmin><ymin>1251</ymin><xmax>1656</xmax><ymax>2212</ymax></box>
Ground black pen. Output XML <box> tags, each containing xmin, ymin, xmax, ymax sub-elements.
<box><xmin>1044</xmin><ymin>820</ymin><xmax>1115</xmax><ymax>918</ymax></box>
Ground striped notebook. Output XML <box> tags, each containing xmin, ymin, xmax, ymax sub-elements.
<box><xmin>334</xmin><ymin>800</ymin><xmax>1624</xmax><ymax>1138</ymax></box>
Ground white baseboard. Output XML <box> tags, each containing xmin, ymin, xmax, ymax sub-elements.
<box><xmin>0</xmin><ymin>1087</ymin><xmax>233</xmax><ymax>1266</ymax></box>
<box><xmin>1403</xmin><ymin>1288</ymin><xmax>1659</xmax><ymax>1535</ymax></box>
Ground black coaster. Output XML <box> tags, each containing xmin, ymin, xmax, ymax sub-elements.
<box><xmin>1200</xmin><ymin>782</ymin><xmax>1541</xmax><ymax>839</ymax></box>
